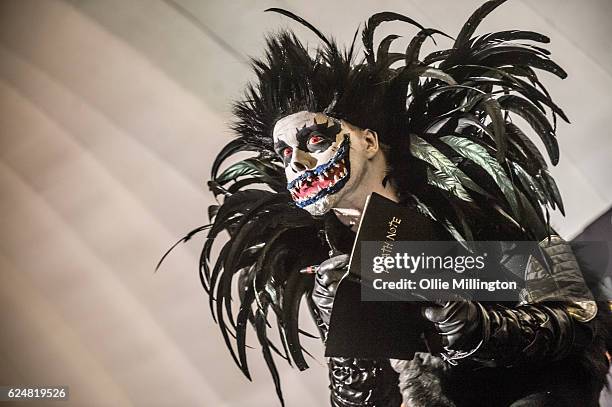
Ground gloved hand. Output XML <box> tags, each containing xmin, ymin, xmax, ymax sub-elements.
<box><xmin>311</xmin><ymin>254</ymin><xmax>412</xmax><ymax>407</ymax></box>
<box><xmin>424</xmin><ymin>299</ymin><xmax>580</xmax><ymax>367</ymax></box>
<box><xmin>421</xmin><ymin>235</ymin><xmax>597</xmax><ymax>369</ymax></box>
<box><xmin>422</xmin><ymin>299</ymin><xmax>484</xmax><ymax>358</ymax></box>
<box><xmin>311</xmin><ymin>254</ymin><xmax>349</xmax><ymax>327</ymax></box>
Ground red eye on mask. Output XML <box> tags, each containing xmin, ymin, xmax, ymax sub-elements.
<box><xmin>309</xmin><ymin>135</ymin><xmax>323</xmax><ymax>144</ymax></box>
<box><xmin>282</xmin><ymin>147</ymin><xmax>293</xmax><ymax>157</ymax></box>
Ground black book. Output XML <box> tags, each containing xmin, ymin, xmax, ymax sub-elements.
<box><xmin>324</xmin><ymin>192</ymin><xmax>447</xmax><ymax>359</ymax></box>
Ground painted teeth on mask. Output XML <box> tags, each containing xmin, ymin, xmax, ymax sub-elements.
<box><xmin>289</xmin><ymin>140</ymin><xmax>350</xmax><ymax>203</ymax></box>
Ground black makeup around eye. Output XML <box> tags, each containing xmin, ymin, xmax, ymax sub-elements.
<box><xmin>295</xmin><ymin>119</ymin><xmax>342</xmax><ymax>153</ymax></box>
<box><xmin>274</xmin><ymin>119</ymin><xmax>342</xmax><ymax>166</ymax></box>
<box><xmin>273</xmin><ymin>140</ymin><xmax>292</xmax><ymax>165</ymax></box>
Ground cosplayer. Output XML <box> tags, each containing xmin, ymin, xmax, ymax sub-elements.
<box><xmin>168</xmin><ymin>0</ymin><xmax>611</xmax><ymax>405</ymax></box>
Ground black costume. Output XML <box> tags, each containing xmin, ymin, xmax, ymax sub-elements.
<box><xmin>168</xmin><ymin>0</ymin><xmax>611</xmax><ymax>405</ymax></box>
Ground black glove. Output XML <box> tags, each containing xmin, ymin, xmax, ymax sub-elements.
<box><xmin>310</xmin><ymin>254</ymin><xmax>402</xmax><ymax>407</ymax></box>
<box><xmin>422</xmin><ymin>235</ymin><xmax>597</xmax><ymax>367</ymax></box>
<box><xmin>422</xmin><ymin>299</ymin><xmax>484</xmax><ymax>363</ymax></box>
<box><xmin>422</xmin><ymin>298</ymin><xmax>579</xmax><ymax>366</ymax></box>
<box><xmin>311</xmin><ymin>254</ymin><xmax>349</xmax><ymax>328</ymax></box>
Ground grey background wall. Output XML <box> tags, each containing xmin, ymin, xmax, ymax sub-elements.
<box><xmin>0</xmin><ymin>1</ymin><xmax>610</xmax><ymax>406</ymax></box>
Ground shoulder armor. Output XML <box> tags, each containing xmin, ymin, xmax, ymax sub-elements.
<box><xmin>521</xmin><ymin>235</ymin><xmax>597</xmax><ymax>322</ymax></box>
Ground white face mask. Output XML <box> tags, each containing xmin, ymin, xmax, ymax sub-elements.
<box><xmin>273</xmin><ymin>112</ymin><xmax>353</xmax><ymax>216</ymax></box>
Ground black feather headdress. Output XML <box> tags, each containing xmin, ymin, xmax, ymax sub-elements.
<box><xmin>167</xmin><ymin>0</ymin><xmax>571</xmax><ymax>404</ymax></box>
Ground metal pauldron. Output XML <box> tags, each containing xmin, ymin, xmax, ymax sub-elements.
<box><xmin>521</xmin><ymin>234</ymin><xmax>597</xmax><ymax>322</ymax></box>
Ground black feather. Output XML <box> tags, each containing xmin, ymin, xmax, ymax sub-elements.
<box><xmin>363</xmin><ymin>11</ymin><xmax>426</xmax><ymax>65</ymax></box>
<box><xmin>265</xmin><ymin>8</ymin><xmax>333</xmax><ymax>50</ymax></box>
<box><xmin>454</xmin><ymin>0</ymin><xmax>508</xmax><ymax>47</ymax></box>
<box><xmin>498</xmin><ymin>95</ymin><xmax>560</xmax><ymax>165</ymax></box>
